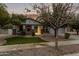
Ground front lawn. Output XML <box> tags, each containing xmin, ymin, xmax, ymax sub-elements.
<box><xmin>4</xmin><ymin>36</ymin><xmax>46</xmax><ymax>45</ymax></box>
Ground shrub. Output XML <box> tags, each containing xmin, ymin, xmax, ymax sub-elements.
<box><xmin>2</xmin><ymin>23</ymin><xmax>13</xmax><ymax>29</ymax></box>
<box><xmin>32</xmin><ymin>31</ymin><xmax>35</xmax><ymax>36</ymax></box>
<box><xmin>64</xmin><ymin>33</ymin><xmax>70</xmax><ymax>39</ymax></box>
<box><xmin>17</xmin><ymin>30</ymin><xmax>26</xmax><ymax>35</ymax></box>
<box><xmin>21</xmin><ymin>31</ymin><xmax>26</xmax><ymax>35</ymax></box>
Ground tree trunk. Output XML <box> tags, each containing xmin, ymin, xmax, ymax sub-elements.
<box><xmin>77</xmin><ymin>31</ymin><xmax>79</xmax><ymax>35</ymax></box>
<box><xmin>54</xmin><ymin>29</ymin><xmax>59</xmax><ymax>50</ymax></box>
<box><xmin>54</xmin><ymin>29</ymin><xmax>57</xmax><ymax>38</ymax></box>
<box><xmin>76</xmin><ymin>29</ymin><xmax>79</xmax><ymax>35</ymax></box>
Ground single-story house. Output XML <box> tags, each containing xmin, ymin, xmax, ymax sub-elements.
<box><xmin>12</xmin><ymin>18</ymin><xmax>49</xmax><ymax>35</ymax></box>
<box><xmin>11</xmin><ymin>18</ymin><xmax>69</xmax><ymax>36</ymax></box>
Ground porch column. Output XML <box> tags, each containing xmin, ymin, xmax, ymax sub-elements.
<box><xmin>65</xmin><ymin>28</ymin><xmax>67</xmax><ymax>33</ymax></box>
<box><xmin>13</xmin><ymin>25</ymin><xmax>16</xmax><ymax>35</ymax></box>
<box><xmin>37</xmin><ymin>26</ymin><xmax>41</xmax><ymax>35</ymax></box>
<box><xmin>23</xmin><ymin>25</ymin><xmax>26</xmax><ymax>29</ymax></box>
<box><xmin>32</xmin><ymin>25</ymin><xmax>34</xmax><ymax>30</ymax></box>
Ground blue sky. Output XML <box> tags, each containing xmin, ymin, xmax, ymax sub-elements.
<box><xmin>6</xmin><ymin>3</ymin><xmax>34</xmax><ymax>14</ymax></box>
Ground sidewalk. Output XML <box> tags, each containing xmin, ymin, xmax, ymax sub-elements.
<box><xmin>0</xmin><ymin>39</ymin><xmax>79</xmax><ymax>52</ymax></box>
<box><xmin>39</xmin><ymin>34</ymin><xmax>79</xmax><ymax>47</ymax></box>
<box><xmin>64</xmin><ymin>53</ymin><xmax>79</xmax><ymax>56</ymax></box>
<box><xmin>0</xmin><ymin>43</ymin><xmax>47</xmax><ymax>52</ymax></box>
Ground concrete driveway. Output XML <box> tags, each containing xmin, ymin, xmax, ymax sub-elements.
<box><xmin>0</xmin><ymin>34</ymin><xmax>11</xmax><ymax>45</ymax></box>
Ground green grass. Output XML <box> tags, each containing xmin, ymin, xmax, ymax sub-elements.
<box><xmin>4</xmin><ymin>36</ymin><xmax>46</xmax><ymax>45</ymax></box>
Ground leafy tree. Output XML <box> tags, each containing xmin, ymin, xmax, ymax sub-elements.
<box><xmin>11</xmin><ymin>14</ymin><xmax>21</xmax><ymax>25</ymax></box>
<box><xmin>3</xmin><ymin>23</ymin><xmax>13</xmax><ymax>29</ymax></box>
<box><xmin>11</xmin><ymin>14</ymin><xmax>26</xmax><ymax>25</ymax></box>
<box><xmin>0</xmin><ymin>3</ymin><xmax>10</xmax><ymax>28</ymax></box>
<box><xmin>17</xmin><ymin>14</ymin><xmax>26</xmax><ymax>22</ymax></box>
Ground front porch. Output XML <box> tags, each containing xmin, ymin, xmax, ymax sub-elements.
<box><xmin>23</xmin><ymin>24</ymin><xmax>42</xmax><ymax>35</ymax></box>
